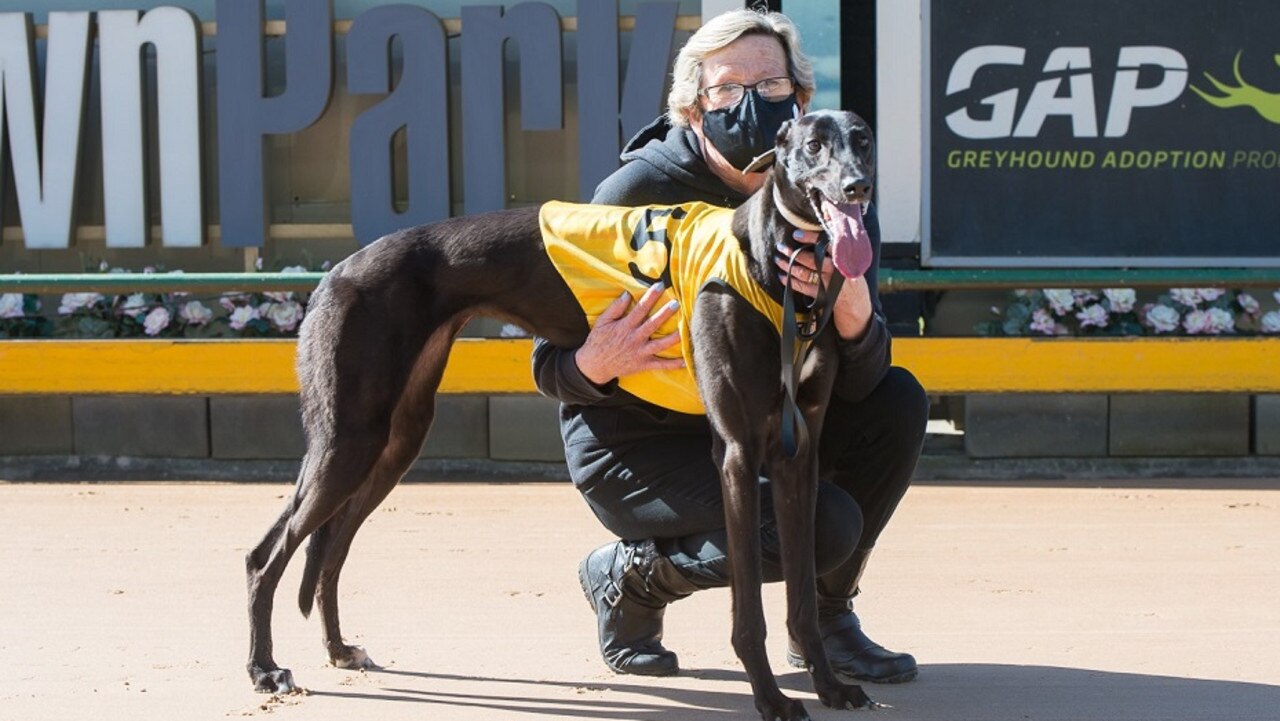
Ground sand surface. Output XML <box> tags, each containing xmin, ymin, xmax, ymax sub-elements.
<box><xmin>1</xmin><ymin>480</ymin><xmax>1277</xmax><ymax>721</ymax></box>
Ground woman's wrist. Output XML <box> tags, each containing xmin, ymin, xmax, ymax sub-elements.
<box><xmin>834</xmin><ymin>277</ymin><xmax>873</xmax><ymax>341</ymax></box>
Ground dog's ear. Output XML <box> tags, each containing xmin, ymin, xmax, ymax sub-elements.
<box><xmin>742</xmin><ymin>148</ymin><xmax>776</xmax><ymax>174</ymax></box>
<box><xmin>775</xmin><ymin>119</ymin><xmax>793</xmax><ymax>149</ymax></box>
<box><xmin>742</xmin><ymin>119</ymin><xmax>794</xmax><ymax>174</ymax></box>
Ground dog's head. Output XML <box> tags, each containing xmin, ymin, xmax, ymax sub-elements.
<box><xmin>752</xmin><ymin>110</ymin><xmax>876</xmax><ymax>279</ymax></box>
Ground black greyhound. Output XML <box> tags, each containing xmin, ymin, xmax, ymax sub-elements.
<box><xmin>245</xmin><ymin>110</ymin><xmax>880</xmax><ymax>721</ymax></box>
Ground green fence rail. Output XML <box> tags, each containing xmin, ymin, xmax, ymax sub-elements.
<box><xmin>0</xmin><ymin>273</ymin><xmax>326</xmax><ymax>294</ymax></box>
<box><xmin>4</xmin><ymin>268</ymin><xmax>1280</xmax><ymax>294</ymax></box>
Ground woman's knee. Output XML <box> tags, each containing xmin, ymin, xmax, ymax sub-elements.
<box><xmin>874</xmin><ymin>367</ymin><xmax>930</xmax><ymax>442</ymax></box>
<box><xmin>813</xmin><ymin>482</ymin><xmax>863</xmax><ymax>575</ymax></box>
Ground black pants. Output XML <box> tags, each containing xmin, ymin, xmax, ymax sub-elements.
<box><xmin>563</xmin><ymin>367</ymin><xmax>929</xmax><ymax>591</ymax></box>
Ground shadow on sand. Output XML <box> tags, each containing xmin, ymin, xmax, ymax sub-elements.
<box><xmin>302</xmin><ymin>663</ymin><xmax>1279</xmax><ymax>720</ymax></box>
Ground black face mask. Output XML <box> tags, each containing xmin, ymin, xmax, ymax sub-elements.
<box><xmin>700</xmin><ymin>91</ymin><xmax>797</xmax><ymax>171</ymax></box>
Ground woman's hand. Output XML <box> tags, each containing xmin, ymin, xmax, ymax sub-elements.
<box><xmin>773</xmin><ymin>229</ymin><xmax>832</xmax><ymax>295</ymax></box>
<box><xmin>574</xmin><ymin>282</ymin><xmax>686</xmax><ymax>386</ymax></box>
<box><xmin>774</xmin><ymin>230</ymin><xmax>874</xmax><ymax>341</ymax></box>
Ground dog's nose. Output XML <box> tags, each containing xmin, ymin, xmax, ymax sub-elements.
<box><xmin>842</xmin><ymin>177</ymin><xmax>871</xmax><ymax>202</ymax></box>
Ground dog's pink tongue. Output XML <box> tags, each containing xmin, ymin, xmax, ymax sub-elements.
<box><xmin>821</xmin><ymin>199</ymin><xmax>873</xmax><ymax>279</ymax></box>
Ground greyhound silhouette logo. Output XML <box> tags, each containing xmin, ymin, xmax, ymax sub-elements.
<box><xmin>1190</xmin><ymin>51</ymin><xmax>1280</xmax><ymax>124</ymax></box>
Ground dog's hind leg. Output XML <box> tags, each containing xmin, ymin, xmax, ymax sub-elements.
<box><xmin>304</xmin><ymin>320</ymin><xmax>466</xmax><ymax>670</ymax></box>
<box><xmin>245</xmin><ymin>436</ymin><xmax>387</xmax><ymax>693</ymax></box>
<box><xmin>247</xmin><ymin>283</ymin><xmax>435</xmax><ymax>692</ymax></box>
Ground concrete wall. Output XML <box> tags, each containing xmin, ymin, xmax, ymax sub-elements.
<box><xmin>0</xmin><ymin>393</ymin><xmax>564</xmax><ymax>463</ymax></box>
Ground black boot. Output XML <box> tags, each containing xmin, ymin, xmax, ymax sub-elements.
<box><xmin>578</xmin><ymin>538</ymin><xmax>705</xmax><ymax>676</ymax></box>
<box><xmin>787</xmin><ymin>549</ymin><xmax>918</xmax><ymax>684</ymax></box>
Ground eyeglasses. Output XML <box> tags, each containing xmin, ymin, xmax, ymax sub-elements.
<box><xmin>698</xmin><ymin>76</ymin><xmax>794</xmax><ymax>109</ymax></box>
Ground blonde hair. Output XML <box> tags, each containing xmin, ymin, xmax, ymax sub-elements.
<box><xmin>667</xmin><ymin>8</ymin><xmax>816</xmax><ymax>128</ymax></box>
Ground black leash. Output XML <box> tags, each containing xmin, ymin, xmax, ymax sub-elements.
<box><xmin>779</xmin><ymin>234</ymin><xmax>844</xmax><ymax>458</ymax></box>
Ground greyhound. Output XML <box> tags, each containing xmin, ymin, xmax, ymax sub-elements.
<box><xmin>245</xmin><ymin>109</ymin><xmax>880</xmax><ymax>721</ymax></box>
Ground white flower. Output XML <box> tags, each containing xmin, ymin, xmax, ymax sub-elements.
<box><xmin>281</xmin><ymin>265</ymin><xmax>307</xmax><ymax>274</ymax></box>
<box><xmin>1261</xmin><ymin>311</ymin><xmax>1280</xmax><ymax>334</ymax></box>
<box><xmin>1237</xmin><ymin>293</ymin><xmax>1261</xmax><ymax>316</ymax></box>
<box><xmin>1029</xmin><ymin>308</ymin><xmax>1056</xmax><ymax>335</ymax></box>
<box><xmin>0</xmin><ymin>293</ymin><xmax>25</xmax><ymax>319</ymax></box>
<box><xmin>1076</xmin><ymin>304</ymin><xmax>1109</xmax><ymax>328</ymax></box>
<box><xmin>265</xmin><ymin>300</ymin><xmax>303</xmax><ymax>331</ymax></box>
<box><xmin>228</xmin><ymin>305</ymin><xmax>259</xmax><ymax>330</ymax></box>
<box><xmin>1183</xmin><ymin>309</ymin><xmax>1215</xmax><ymax>335</ymax></box>
<box><xmin>1145</xmin><ymin>304</ymin><xmax>1180</xmax><ymax>333</ymax></box>
<box><xmin>179</xmin><ymin>300</ymin><xmax>213</xmax><ymax>325</ymax></box>
<box><xmin>1072</xmin><ymin>289</ymin><xmax>1098</xmax><ymax>306</ymax></box>
<box><xmin>1043</xmin><ymin>289</ymin><xmax>1075</xmax><ymax>315</ymax></box>
<box><xmin>142</xmin><ymin>307</ymin><xmax>171</xmax><ymax>336</ymax></box>
<box><xmin>320</xmin><ymin>260</ymin><xmax>332</xmax><ymax>271</ymax></box>
<box><xmin>58</xmin><ymin>292</ymin><xmax>105</xmax><ymax>315</ymax></box>
<box><xmin>220</xmin><ymin>292</ymin><xmax>248</xmax><ymax>311</ymax></box>
<box><xmin>499</xmin><ymin>323</ymin><xmax>529</xmax><ymax>338</ymax></box>
<box><xmin>120</xmin><ymin>293</ymin><xmax>149</xmax><ymax>318</ymax></box>
<box><xmin>1169</xmin><ymin>288</ymin><xmax>1201</xmax><ymax>307</ymax></box>
<box><xmin>1102</xmin><ymin>288</ymin><xmax>1136</xmax><ymax>313</ymax></box>
<box><xmin>98</xmin><ymin>259</ymin><xmax>110</xmax><ymax>272</ymax></box>
<box><xmin>1207</xmin><ymin>307</ymin><xmax>1235</xmax><ymax>334</ymax></box>
<box><xmin>254</xmin><ymin>257</ymin><xmax>264</xmax><ymax>271</ymax></box>
<box><xmin>1197</xmin><ymin>288</ymin><xmax>1226</xmax><ymax>303</ymax></box>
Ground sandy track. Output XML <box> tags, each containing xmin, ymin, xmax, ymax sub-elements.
<box><xmin>1</xmin><ymin>480</ymin><xmax>1277</xmax><ymax>721</ymax></box>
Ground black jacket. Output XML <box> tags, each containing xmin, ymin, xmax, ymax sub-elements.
<box><xmin>531</xmin><ymin>116</ymin><xmax>892</xmax><ymax>440</ymax></box>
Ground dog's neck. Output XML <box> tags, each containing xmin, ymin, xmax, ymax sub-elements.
<box><xmin>772</xmin><ymin>187</ymin><xmax>822</xmax><ymax>232</ymax></box>
<box><xmin>734</xmin><ymin>172</ymin><xmax>824</xmax><ymax>305</ymax></box>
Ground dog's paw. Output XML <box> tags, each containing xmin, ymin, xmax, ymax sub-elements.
<box><xmin>756</xmin><ymin>696</ymin><xmax>810</xmax><ymax>721</ymax></box>
<box><xmin>818</xmin><ymin>682</ymin><xmax>884</xmax><ymax>711</ymax></box>
<box><xmin>330</xmin><ymin>644</ymin><xmax>377</xmax><ymax>670</ymax></box>
<box><xmin>251</xmin><ymin>667</ymin><xmax>298</xmax><ymax>694</ymax></box>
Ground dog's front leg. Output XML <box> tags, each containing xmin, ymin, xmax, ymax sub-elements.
<box><xmin>715</xmin><ymin>436</ymin><xmax>809</xmax><ymax>721</ymax></box>
<box><xmin>769</xmin><ymin>457</ymin><xmax>874</xmax><ymax>711</ymax></box>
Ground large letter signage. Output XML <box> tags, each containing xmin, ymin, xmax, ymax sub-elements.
<box><xmin>0</xmin><ymin>1</ymin><xmax>681</xmax><ymax>252</ymax></box>
<box><xmin>216</xmin><ymin>0</ymin><xmax>333</xmax><ymax>248</ymax></box>
<box><xmin>347</xmin><ymin>5</ymin><xmax>451</xmax><ymax>245</ymax></box>
<box><xmin>0</xmin><ymin>12</ymin><xmax>91</xmax><ymax>249</ymax></box>
<box><xmin>99</xmin><ymin>7</ymin><xmax>204</xmax><ymax>248</ymax></box>
<box><xmin>576</xmin><ymin>2</ymin><xmax>678</xmax><ymax>200</ymax></box>
<box><xmin>461</xmin><ymin>3</ymin><xmax>563</xmax><ymax>214</ymax></box>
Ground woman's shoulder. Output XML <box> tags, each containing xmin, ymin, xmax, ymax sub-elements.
<box><xmin>591</xmin><ymin>160</ymin><xmax>684</xmax><ymax>206</ymax></box>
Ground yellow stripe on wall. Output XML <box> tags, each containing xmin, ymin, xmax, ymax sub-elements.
<box><xmin>892</xmin><ymin>337</ymin><xmax>1280</xmax><ymax>393</ymax></box>
<box><xmin>1</xmin><ymin>337</ymin><xmax>1279</xmax><ymax>395</ymax></box>
<box><xmin>0</xmin><ymin>339</ymin><xmax>534</xmax><ymax>395</ymax></box>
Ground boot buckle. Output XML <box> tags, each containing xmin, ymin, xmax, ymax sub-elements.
<box><xmin>603</xmin><ymin>579</ymin><xmax>625</xmax><ymax>609</ymax></box>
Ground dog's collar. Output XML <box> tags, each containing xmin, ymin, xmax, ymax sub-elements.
<box><xmin>772</xmin><ymin>187</ymin><xmax>823</xmax><ymax>232</ymax></box>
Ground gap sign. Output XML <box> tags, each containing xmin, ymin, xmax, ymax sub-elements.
<box><xmin>926</xmin><ymin>0</ymin><xmax>1280</xmax><ymax>267</ymax></box>
<box><xmin>0</xmin><ymin>0</ymin><xmax>678</xmax><ymax>249</ymax></box>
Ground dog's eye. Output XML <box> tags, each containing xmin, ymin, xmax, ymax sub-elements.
<box><xmin>855</xmin><ymin>135</ymin><xmax>870</xmax><ymax>149</ymax></box>
<box><xmin>805</xmin><ymin>140</ymin><xmax>822</xmax><ymax>154</ymax></box>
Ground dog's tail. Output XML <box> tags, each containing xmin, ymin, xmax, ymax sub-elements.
<box><xmin>297</xmin><ymin>525</ymin><xmax>329</xmax><ymax>618</ymax></box>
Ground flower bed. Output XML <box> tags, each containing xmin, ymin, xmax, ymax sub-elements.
<box><xmin>977</xmin><ymin>288</ymin><xmax>1280</xmax><ymax>337</ymax></box>
<box><xmin>0</xmin><ymin>259</ymin><xmax>328</xmax><ymax>339</ymax></box>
